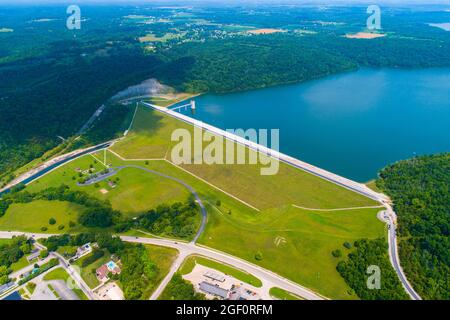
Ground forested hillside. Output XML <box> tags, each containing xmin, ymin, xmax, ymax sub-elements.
<box><xmin>1</xmin><ymin>4</ymin><xmax>450</xmax><ymax>186</ymax></box>
<box><xmin>376</xmin><ymin>153</ymin><xmax>450</xmax><ymax>300</ymax></box>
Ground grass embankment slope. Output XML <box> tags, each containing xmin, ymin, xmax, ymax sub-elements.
<box><xmin>2</xmin><ymin>105</ymin><xmax>385</xmax><ymax>299</ymax></box>
<box><xmin>110</xmin><ymin>106</ymin><xmax>385</xmax><ymax>299</ymax></box>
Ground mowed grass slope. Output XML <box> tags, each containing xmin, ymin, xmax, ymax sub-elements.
<box><xmin>199</xmin><ymin>204</ymin><xmax>384</xmax><ymax>299</ymax></box>
<box><xmin>109</xmin><ymin>105</ymin><xmax>385</xmax><ymax>299</ymax></box>
<box><xmin>112</xmin><ymin>106</ymin><xmax>378</xmax><ymax>210</ymax></box>
<box><xmin>6</xmin><ymin>104</ymin><xmax>387</xmax><ymax>299</ymax></box>
<box><xmin>24</xmin><ymin>154</ymin><xmax>191</xmax><ymax>218</ymax></box>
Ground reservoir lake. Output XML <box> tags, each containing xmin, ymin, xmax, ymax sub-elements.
<box><xmin>175</xmin><ymin>68</ymin><xmax>450</xmax><ymax>182</ymax></box>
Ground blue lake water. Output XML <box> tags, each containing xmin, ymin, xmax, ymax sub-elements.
<box><xmin>176</xmin><ymin>68</ymin><xmax>450</xmax><ymax>182</ymax></box>
<box><xmin>2</xmin><ymin>291</ymin><xmax>21</xmax><ymax>300</ymax></box>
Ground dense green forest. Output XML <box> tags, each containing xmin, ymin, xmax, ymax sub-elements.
<box><xmin>115</xmin><ymin>197</ymin><xmax>201</xmax><ymax>239</ymax></box>
<box><xmin>336</xmin><ymin>239</ymin><xmax>409</xmax><ymax>300</ymax></box>
<box><xmin>376</xmin><ymin>153</ymin><xmax>449</xmax><ymax>300</ymax></box>
<box><xmin>0</xmin><ymin>236</ymin><xmax>32</xmax><ymax>285</ymax></box>
<box><xmin>2</xmin><ymin>184</ymin><xmax>199</xmax><ymax>238</ymax></box>
<box><xmin>1</xmin><ymin>4</ymin><xmax>450</xmax><ymax>189</ymax></box>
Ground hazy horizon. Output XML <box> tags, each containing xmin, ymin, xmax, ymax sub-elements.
<box><xmin>0</xmin><ymin>0</ymin><xmax>449</xmax><ymax>6</ymax></box>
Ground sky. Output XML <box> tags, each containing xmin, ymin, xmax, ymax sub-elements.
<box><xmin>0</xmin><ymin>0</ymin><xmax>449</xmax><ymax>5</ymax></box>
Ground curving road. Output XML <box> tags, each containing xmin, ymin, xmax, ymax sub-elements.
<box><xmin>122</xmin><ymin>236</ymin><xmax>325</xmax><ymax>300</ymax></box>
<box><xmin>0</xmin><ymin>231</ymin><xmax>323</xmax><ymax>300</ymax></box>
<box><xmin>379</xmin><ymin>206</ymin><xmax>422</xmax><ymax>300</ymax></box>
<box><xmin>109</xmin><ymin>165</ymin><xmax>207</xmax><ymax>243</ymax></box>
<box><xmin>0</xmin><ymin>102</ymin><xmax>421</xmax><ymax>300</ymax></box>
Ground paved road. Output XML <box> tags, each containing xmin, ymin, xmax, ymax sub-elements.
<box><xmin>122</xmin><ymin>236</ymin><xmax>324</xmax><ymax>300</ymax></box>
<box><xmin>381</xmin><ymin>206</ymin><xmax>422</xmax><ymax>300</ymax></box>
<box><xmin>112</xmin><ymin>165</ymin><xmax>208</xmax><ymax>243</ymax></box>
<box><xmin>149</xmin><ymin>251</ymin><xmax>188</xmax><ymax>300</ymax></box>
<box><xmin>144</xmin><ymin>102</ymin><xmax>422</xmax><ymax>300</ymax></box>
<box><xmin>0</xmin><ymin>232</ymin><xmax>323</xmax><ymax>300</ymax></box>
<box><xmin>0</xmin><ymin>102</ymin><xmax>421</xmax><ymax>300</ymax></box>
<box><xmin>33</xmin><ymin>241</ymin><xmax>96</xmax><ymax>300</ymax></box>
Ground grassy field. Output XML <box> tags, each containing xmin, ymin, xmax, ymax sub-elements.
<box><xmin>179</xmin><ymin>255</ymin><xmax>262</xmax><ymax>288</ymax></box>
<box><xmin>0</xmin><ymin>200</ymin><xmax>85</xmax><ymax>233</ymax></box>
<box><xmin>112</xmin><ymin>106</ymin><xmax>378</xmax><ymax>210</ymax></box>
<box><xmin>141</xmin><ymin>244</ymin><xmax>179</xmax><ymax>299</ymax></box>
<box><xmin>10</xmin><ymin>256</ymin><xmax>30</xmax><ymax>273</ymax></box>
<box><xmin>74</xmin><ymin>251</ymin><xmax>112</xmax><ymax>289</ymax></box>
<box><xmin>269</xmin><ymin>287</ymin><xmax>302</xmax><ymax>300</ymax></box>
<box><xmin>199</xmin><ymin>204</ymin><xmax>384</xmax><ymax>299</ymax></box>
<box><xmin>10</xmin><ymin>104</ymin><xmax>387</xmax><ymax>299</ymax></box>
<box><xmin>43</xmin><ymin>267</ymin><xmax>88</xmax><ymax>300</ymax></box>
<box><xmin>24</xmin><ymin>154</ymin><xmax>192</xmax><ymax>218</ymax></box>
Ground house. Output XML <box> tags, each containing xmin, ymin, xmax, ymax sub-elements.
<box><xmin>199</xmin><ymin>281</ymin><xmax>229</xmax><ymax>299</ymax></box>
<box><xmin>75</xmin><ymin>243</ymin><xmax>92</xmax><ymax>259</ymax></box>
<box><xmin>96</xmin><ymin>265</ymin><xmax>110</xmax><ymax>282</ymax></box>
<box><xmin>96</xmin><ymin>260</ymin><xmax>121</xmax><ymax>282</ymax></box>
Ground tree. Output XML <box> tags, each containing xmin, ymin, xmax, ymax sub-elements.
<box><xmin>332</xmin><ymin>249</ymin><xmax>342</xmax><ymax>258</ymax></box>
<box><xmin>254</xmin><ymin>251</ymin><xmax>263</xmax><ymax>261</ymax></box>
<box><xmin>40</xmin><ymin>250</ymin><xmax>49</xmax><ymax>259</ymax></box>
<box><xmin>49</xmin><ymin>218</ymin><xmax>56</xmax><ymax>225</ymax></box>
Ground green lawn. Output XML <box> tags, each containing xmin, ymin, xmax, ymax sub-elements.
<box><xmin>180</xmin><ymin>255</ymin><xmax>262</xmax><ymax>288</ymax></box>
<box><xmin>269</xmin><ymin>287</ymin><xmax>302</xmax><ymax>300</ymax></box>
<box><xmin>43</xmin><ymin>267</ymin><xmax>88</xmax><ymax>300</ymax></box>
<box><xmin>0</xmin><ymin>200</ymin><xmax>85</xmax><ymax>233</ymax></box>
<box><xmin>10</xmin><ymin>256</ymin><xmax>30</xmax><ymax>273</ymax></box>
<box><xmin>11</xmin><ymin>105</ymin><xmax>387</xmax><ymax>299</ymax></box>
<box><xmin>25</xmin><ymin>154</ymin><xmax>191</xmax><ymax>219</ymax></box>
<box><xmin>74</xmin><ymin>251</ymin><xmax>112</xmax><ymax>289</ymax></box>
<box><xmin>140</xmin><ymin>244</ymin><xmax>179</xmax><ymax>299</ymax></box>
<box><xmin>112</xmin><ymin>106</ymin><xmax>378</xmax><ymax>210</ymax></box>
<box><xmin>0</xmin><ymin>239</ymin><xmax>12</xmax><ymax>246</ymax></box>
<box><xmin>199</xmin><ymin>204</ymin><xmax>384</xmax><ymax>299</ymax></box>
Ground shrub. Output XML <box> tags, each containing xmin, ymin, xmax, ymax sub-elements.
<box><xmin>343</xmin><ymin>241</ymin><xmax>352</xmax><ymax>249</ymax></box>
<box><xmin>255</xmin><ymin>251</ymin><xmax>263</xmax><ymax>261</ymax></box>
<box><xmin>81</xmin><ymin>249</ymin><xmax>105</xmax><ymax>268</ymax></box>
<box><xmin>49</xmin><ymin>218</ymin><xmax>56</xmax><ymax>225</ymax></box>
<box><xmin>40</xmin><ymin>250</ymin><xmax>49</xmax><ymax>259</ymax></box>
<box><xmin>58</xmin><ymin>225</ymin><xmax>65</xmax><ymax>230</ymax></box>
<box><xmin>216</xmin><ymin>200</ymin><xmax>221</xmax><ymax>207</ymax></box>
<box><xmin>332</xmin><ymin>249</ymin><xmax>342</xmax><ymax>258</ymax></box>
<box><xmin>69</xmin><ymin>221</ymin><xmax>76</xmax><ymax>228</ymax></box>
<box><xmin>41</xmin><ymin>227</ymin><xmax>48</xmax><ymax>231</ymax></box>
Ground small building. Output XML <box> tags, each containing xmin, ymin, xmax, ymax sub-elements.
<box><xmin>96</xmin><ymin>260</ymin><xmax>121</xmax><ymax>282</ymax></box>
<box><xmin>75</xmin><ymin>243</ymin><xmax>92</xmax><ymax>259</ymax></box>
<box><xmin>26</xmin><ymin>249</ymin><xmax>41</xmax><ymax>262</ymax></box>
<box><xmin>96</xmin><ymin>265</ymin><xmax>110</xmax><ymax>282</ymax></box>
<box><xmin>199</xmin><ymin>281</ymin><xmax>229</xmax><ymax>299</ymax></box>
